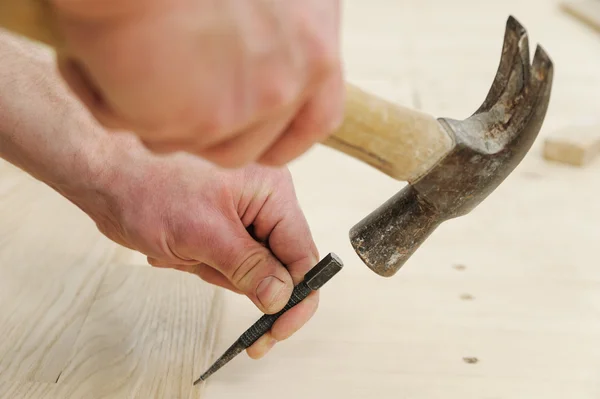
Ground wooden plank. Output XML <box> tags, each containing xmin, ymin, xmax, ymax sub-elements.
<box><xmin>562</xmin><ymin>0</ymin><xmax>600</xmax><ymax>33</ymax></box>
<box><xmin>206</xmin><ymin>372</ymin><xmax>597</xmax><ymax>399</ymax></box>
<box><xmin>54</xmin><ymin>263</ymin><xmax>222</xmax><ymax>398</ymax></box>
<box><xmin>543</xmin><ymin>125</ymin><xmax>600</xmax><ymax>166</ymax></box>
<box><xmin>0</xmin><ymin>164</ymin><xmax>120</xmax><ymax>383</ymax></box>
<box><xmin>0</xmin><ymin>380</ymin><xmax>59</xmax><ymax>399</ymax></box>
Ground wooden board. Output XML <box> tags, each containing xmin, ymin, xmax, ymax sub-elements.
<box><xmin>0</xmin><ymin>163</ymin><xmax>120</xmax><ymax>383</ymax></box>
<box><xmin>0</xmin><ymin>163</ymin><xmax>223</xmax><ymax>397</ymax></box>
<box><xmin>54</xmin><ymin>264</ymin><xmax>221</xmax><ymax>398</ymax></box>
<box><xmin>561</xmin><ymin>0</ymin><xmax>600</xmax><ymax>33</ymax></box>
<box><xmin>0</xmin><ymin>380</ymin><xmax>59</xmax><ymax>399</ymax></box>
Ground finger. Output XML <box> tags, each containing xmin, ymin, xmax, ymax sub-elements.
<box><xmin>140</xmin><ymin>137</ymin><xmax>198</xmax><ymax>155</ymax></box>
<box><xmin>148</xmin><ymin>258</ymin><xmax>244</xmax><ymax>294</ymax></box>
<box><xmin>257</xmin><ymin>67</ymin><xmax>345</xmax><ymax>167</ymax></box>
<box><xmin>270</xmin><ymin>290</ymin><xmax>319</xmax><ymax>341</ymax></box>
<box><xmin>56</xmin><ymin>55</ymin><xmax>127</xmax><ymax>131</ymax></box>
<box><xmin>246</xmin><ymin>332</ymin><xmax>278</xmax><ymax>360</ymax></box>
<box><xmin>147</xmin><ymin>256</ymin><xmax>199</xmax><ymax>268</ymax></box>
<box><xmin>193</xmin><ymin>104</ymin><xmax>300</xmax><ymax>169</ymax></box>
<box><xmin>186</xmin><ymin>264</ymin><xmax>244</xmax><ymax>294</ymax></box>
<box><xmin>244</xmin><ymin>182</ymin><xmax>321</xmax><ymax>341</ymax></box>
<box><xmin>249</xmin><ymin>180</ymin><xmax>320</xmax><ymax>282</ymax></box>
<box><xmin>243</xmin><ymin>293</ymin><xmax>318</xmax><ymax>358</ymax></box>
<box><xmin>200</xmin><ymin>223</ymin><xmax>295</xmax><ymax>315</ymax></box>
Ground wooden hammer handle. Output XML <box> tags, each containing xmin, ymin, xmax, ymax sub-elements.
<box><xmin>0</xmin><ymin>1</ymin><xmax>455</xmax><ymax>182</ymax></box>
<box><xmin>325</xmin><ymin>83</ymin><xmax>455</xmax><ymax>182</ymax></box>
<box><xmin>0</xmin><ymin>0</ymin><xmax>63</xmax><ymax>49</ymax></box>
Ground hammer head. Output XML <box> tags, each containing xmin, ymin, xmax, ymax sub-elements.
<box><xmin>350</xmin><ymin>16</ymin><xmax>554</xmax><ymax>277</ymax></box>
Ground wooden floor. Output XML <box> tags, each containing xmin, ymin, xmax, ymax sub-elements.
<box><xmin>0</xmin><ymin>163</ymin><xmax>222</xmax><ymax>397</ymax></box>
<box><xmin>1</xmin><ymin>0</ymin><xmax>599</xmax><ymax>398</ymax></box>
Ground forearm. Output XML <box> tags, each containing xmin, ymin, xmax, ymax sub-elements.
<box><xmin>0</xmin><ymin>29</ymin><xmax>128</xmax><ymax>199</ymax></box>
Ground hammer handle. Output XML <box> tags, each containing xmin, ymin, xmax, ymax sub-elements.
<box><xmin>324</xmin><ymin>83</ymin><xmax>455</xmax><ymax>182</ymax></box>
<box><xmin>0</xmin><ymin>0</ymin><xmax>62</xmax><ymax>49</ymax></box>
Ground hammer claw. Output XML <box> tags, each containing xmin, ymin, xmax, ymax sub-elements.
<box><xmin>531</xmin><ymin>45</ymin><xmax>554</xmax><ymax>84</ymax></box>
<box><xmin>503</xmin><ymin>44</ymin><xmax>554</xmax><ymax>149</ymax></box>
<box><xmin>477</xmin><ymin>15</ymin><xmax>529</xmax><ymax>114</ymax></box>
<box><xmin>495</xmin><ymin>44</ymin><xmax>554</xmax><ymax>151</ymax></box>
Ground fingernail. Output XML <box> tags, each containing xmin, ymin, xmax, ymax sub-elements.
<box><xmin>256</xmin><ymin>276</ymin><xmax>286</xmax><ymax>310</ymax></box>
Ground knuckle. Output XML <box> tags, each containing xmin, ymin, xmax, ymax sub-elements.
<box><xmin>229</xmin><ymin>249</ymin><xmax>272</xmax><ymax>288</ymax></box>
<box><xmin>202</xmin><ymin>147</ymin><xmax>256</xmax><ymax>169</ymax></box>
<box><xmin>300</xmin><ymin>96</ymin><xmax>343</xmax><ymax>138</ymax></box>
<box><xmin>310</xmin><ymin>48</ymin><xmax>340</xmax><ymax>79</ymax></box>
<box><xmin>196</xmin><ymin>113</ymin><xmax>226</xmax><ymax>144</ymax></box>
<box><xmin>322</xmin><ymin>98</ymin><xmax>344</xmax><ymax>133</ymax></box>
<box><xmin>259</xmin><ymin>77</ymin><xmax>299</xmax><ymax>110</ymax></box>
<box><xmin>191</xmin><ymin>102</ymin><xmax>237</xmax><ymax>148</ymax></box>
<box><xmin>172</xmin><ymin>215</ymin><xmax>210</xmax><ymax>254</ymax></box>
<box><xmin>299</xmin><ymin>27</ymin><xmax>340</xmax><ymax>79</ymax></box>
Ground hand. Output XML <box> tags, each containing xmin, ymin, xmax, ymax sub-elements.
<box><xmin>79</xmin><ymin>145</ymin><xmax>320</xmax><ymax>359</ymax></box>
<box><xmin>0</xmin><ymin>31</ymin><xmax>319</xmax><ymax>358</ymax></box>
<box><xmin>50</xmin><ymin>0</ymin><xmax>345</xmax><ymax>168</ymax></box>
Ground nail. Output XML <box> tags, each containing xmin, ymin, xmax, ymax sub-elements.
<box><xmin>256</xmin><ymin>276</ymin><xmax>286</xmax><ymax>310</ymax></box>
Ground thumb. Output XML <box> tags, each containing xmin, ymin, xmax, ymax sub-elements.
<box><xmin>206</xmin><ymin>224</ymin><xmax>294</xmax><ymax>314</ymax></box>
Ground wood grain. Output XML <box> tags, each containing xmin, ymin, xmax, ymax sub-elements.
<box><xmin>324</xmin><ymin>83</ymin><xmax>454</xmax><ymax>182</ymax></box>
<box><xmin>0</xmin><ymin>162</ymin><xmax>120</xmax><ymax>383</ymax></box>
<box><xmin>54</xmin><ymin>264</ymin><xmax>221</xmax><ymax>399</ymax></box>
<box><xmin>0</xmin><ymin>162</ymin><xmax>224</xmax><ymax>398</ymax></box>
<box><xmin>0</xmin><ymin>380</ymin><xmax>59</xmax><ymax>399</ymax></box>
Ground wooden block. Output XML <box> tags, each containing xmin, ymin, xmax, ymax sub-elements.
<box><xmin>561</xmin><ymin>0</ymin><xmax>600</xmax><ymax>33</ymax></box>
<box><xmin>543</xmin><ymin>126</ymin><xmax>600</xmax><ymax>166</ymax></box>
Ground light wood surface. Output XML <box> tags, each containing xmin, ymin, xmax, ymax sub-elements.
<box><xmin>0</xmin><ymin>380</ymin><xmax>59</xmax><ymax>399</ymax></box>
<box><xmin>543</xmin><ymin>125</ymin><xmax>600</xmax><ymax>166</ymax></box>
<box><xmin>1</xmin><ymin>0</ymin><xmax>600</xmax><ymax>398</ymax></box>
<box><xmin>561</xmin><ymin>0</ymin><xmax>600</xmax><ymax>32</ymax></box>
<box><xmin>0</xmin><ymin>165</ymin><xmax>119</xmax><ymax>384</ymax></box>
<box><xmin>0</xmin><ymin>163</ymin><xmax>222</xmax><ymax>398</ymax></box>
<box><xmin>55</xmin><ymin>264</ymin><xmax>221</xmax><ymax>398</ymax></box>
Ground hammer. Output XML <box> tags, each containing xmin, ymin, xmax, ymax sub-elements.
<box><xmin>327</xmin><ymin>16</ymin><xmax>554</xmax><ymax>276</ymax></box>
<box><xmin>0</xmin><ymin>6</ymin><xmax>554</xmax><ymax>276</ymax></box>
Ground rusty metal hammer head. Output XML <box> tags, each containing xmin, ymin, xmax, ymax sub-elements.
<box><xmin>350</xmin><ymin>16</ymin><xmax>554</xmax><ymax>277</ymax></box>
